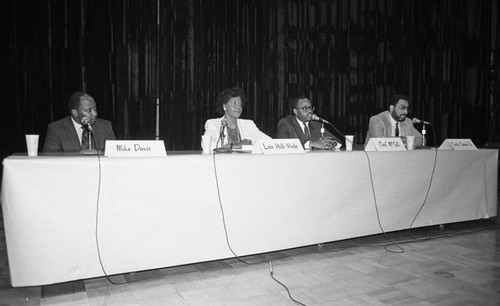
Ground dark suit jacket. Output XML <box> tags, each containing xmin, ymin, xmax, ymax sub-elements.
<box><xmin>43</xmin><ymin>116</ymin><xmax>116</xmax><ymax>152</ymax></box>
<box><xmin>277</xmin><ymin>115</ymin><xmax>340</xmax><ymax>147</ymax></box>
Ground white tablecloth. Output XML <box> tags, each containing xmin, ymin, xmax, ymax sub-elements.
<box><xmin>1</xmin><ymin>149</ymin><xmax>497</xmax><ymax>286</ymax></box>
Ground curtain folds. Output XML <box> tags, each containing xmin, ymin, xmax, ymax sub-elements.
<box><xmin>3</xmin><ymin>0</ymin><xmax>498</xmax><ymax>154</ymax></box>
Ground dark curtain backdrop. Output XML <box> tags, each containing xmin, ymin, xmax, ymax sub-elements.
<box><xmin>2</xmin><ymin>0</ymin><xmax>499</xmax><ymax>157</ymax></box>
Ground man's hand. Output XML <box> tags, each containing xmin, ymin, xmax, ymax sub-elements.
<box><xmin>310</xmin><ymin>137</ymin><xmax>338</xmax><ymax>150</ymax></box>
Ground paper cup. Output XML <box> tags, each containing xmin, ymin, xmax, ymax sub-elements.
<box><xmin>406</xmin><ymin>136</ymin><xmax>415</xmax><ymax>150</ymax></box>
<box><xmin>201</xmin><ymin>135</ymin><xmax>212</xmax><ymax>154</ymax></box>
<box><xmin>25</xmin><ymin>134</ymin><xmax>39</xmax><ymax>157</ymax></box>
<box><xmin>345</xmin><ymin>135</ymin><xmax>354</xmax><ymax>151</ymax></box>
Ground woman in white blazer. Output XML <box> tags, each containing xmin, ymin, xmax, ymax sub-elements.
<box><xmin>202</xmin><ymin>87</ymin><xmax>271</xmax><ymax>153</ymax></box>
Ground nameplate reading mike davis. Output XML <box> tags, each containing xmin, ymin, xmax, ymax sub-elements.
<box><xmin>105</xmin><ymin>140</ymin><xmax>167</xmax><ymax>157</ymax></box>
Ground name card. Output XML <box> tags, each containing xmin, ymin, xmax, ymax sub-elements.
<box><xmin>438</xmin><ymin>139</ymin><xmax>477</xmax><ymax>150</ymax></box>
<box><xmin>364</xmin><ymin>137</ymin><xmax>406</xmax><ymax>151</ymax></box>
<box><xmin>105</xmin><ymin>140</ymin><xmax>167</xmax><ymax>157</ymax></box>
<box><xmin>259</xmin><ymin>139</ymin><xmax>305</xmax><ymax>154</ymax></box>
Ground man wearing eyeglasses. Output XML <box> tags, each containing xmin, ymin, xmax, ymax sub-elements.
<box><xmin>364</xmin><ymin>94</ymin><xmax>423</xmax><ymax>147</ymax></box>
<box><xmin>277</xmin><ymin>96</ymin><xmax>340</xmax><ymax>150</ymax></box>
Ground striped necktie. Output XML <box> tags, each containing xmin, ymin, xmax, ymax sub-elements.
<box><xmin>304</xmin><ymin>123</ymin><xmax>311</xmax><ymax>141</ymax></box>
<box><xmin>81</xmin><ymin>126</ymin><xmax>90</xmax><ymax>149</ymax></box>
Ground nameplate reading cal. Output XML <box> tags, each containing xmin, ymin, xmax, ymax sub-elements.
<box><xmin>259</xmin><ymin>139</ymin><xmax>305</xmax><ymax>154</ymax></box>
<box><xmin>438</xmin><ymin>139</ymin><xmax>477</xmax><ymax>150</ymax></box>
<box><xmin>365</xmin><ymin>137</ymin><xmax>406</xmax><ymax>151</ymax></box>
<box><xmin>105</xmin><ymin>140</ymin><xmax>167</xmax><ymax>157</ymax></box>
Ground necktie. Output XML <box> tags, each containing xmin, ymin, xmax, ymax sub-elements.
<box><xmin>304</xmin><ymin>123</ymin><xmax>311</xmax><ymax>141</ymax></box>
<box><xmin>81</xmin><ymin>126</ymin><xmax>90</xmax><ymax>149</ymax></box>
<box><xmin>395</xmin><ymin>123</ymin><xmax>400</xmax><ymax>137</ymax></box>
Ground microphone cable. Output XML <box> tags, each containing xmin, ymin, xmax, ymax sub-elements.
<box><xmin>321</xmin><ymin>121</ymin><xmax>405</xmax><ymax>253</ymax></box>
<box><xmin>211</xmin><ymin>146</ymin><xmax>270</xmax><ymax>265</ymax></box>
<box><xmin>407</xmin><ymin>147</ymin><xmax>438</xmax><ymax>237</ymax></box>
<box><xmin>326</xmin><ymin>120</ymin><xmax>442</xmax><ymax>250</ymax></box>
<box><xmin>315</xmin><ymin>119</ymin><xmax>362</xmax><ymax>151</ymax></box>
<box><xmin>90</xmin><ymin>135</ymin><xmax>119</xmax><ymax>284</ymax></box>
<box><xmin>214</xmin><ymin>120</ymin><xmax>223</xmax><ymax>151</ymax></box>
<box><xmin>90</xmin><ymin>134</ymin><xmax>138</xmax><ymax>285</ymax></box>
<box><xmin>269</xmin><ymin>261</ymin><xmax>306</xmax><ymax>306</ymax></box>
<box><xmin>211</xmin><ymin>133</ymin><xmax>307</xmax><ymax>305</ymax></box>
<box><xmin>406</xmin><ymin>121</ymin><xmax>439</xmax><ymax>239</ymax></box>
<box><xmin>210</xmin><ymin>119</ymin><xmax>283</xmax><ymax>264</ymax></box>
<box><xmin>363</xmin><ymin>149</ymin><xmax>405</xmax><ymax>253</ymax></box>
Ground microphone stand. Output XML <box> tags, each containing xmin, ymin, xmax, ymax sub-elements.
<box><xmin>421</xmin><ymin>125</ymin><xmax>427</xmax><ymax>147</ymax></box>
<box><xmin>79</xmin><ymin>126</ymin><xmax>99</xmax><ymax>155</ymax></box>
<box><xmin>219</xmin><ymin>124</ymin><xmax>225</xmax><ymax>147</ymax></box>
<box><xmin>213</xmin><ymin>120</ymin><xmax>231</xmax><ymax>153</ymax></box>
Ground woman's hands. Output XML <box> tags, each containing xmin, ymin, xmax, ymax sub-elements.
<box><xmin>222</xmin><ymin>139</ymin><xmax>253</xmax><ymax>149</ymax></box>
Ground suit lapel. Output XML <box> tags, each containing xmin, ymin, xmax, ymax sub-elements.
<box><xmin>309</xmin><ymin>122</ymin><xmax>320</xmax><ymax>140</ymax></box>
<box><xmin>383</xmin><ymin>111</ymin><xmax>393</xmax><ymax>136</ymax></box>
<box><xmin>290</xmin><ymin>117</ymin><xmax>307</xmax><ymax>144</ymax></box>
<box><xmin>92</xmin><ymin>119</ymin><xmax>103</xmax><ymax>147</ymax></box>
<box><xmin>63</xmin><ymin>117</ymin><xmax>83</xmax><ymax>150</ymax></box>
<box><xmin>399</xmin><ymin>120</ymin><xmax>409</xmax><ymax>135</ymax></box>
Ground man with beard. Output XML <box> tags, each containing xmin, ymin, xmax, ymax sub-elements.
<box><xmin>43</xmin><ymin>91</ymin><xmax>116</xmax><ymax>153</ymax></box>
<box><xmin>277</xmin><ymin>95</ymin><xmax>340</xmax><ymax>150</ymax></box>
<box><xmin>364</xmin><ymin>94</ymin><xmax>423</xmax><ymax>147</ymax></box>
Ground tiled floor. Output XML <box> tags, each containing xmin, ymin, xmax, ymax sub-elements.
<box><xmin>0</xmin><ymin>214</ymin><xmax>499</xmax><ymax>305</ymax></box>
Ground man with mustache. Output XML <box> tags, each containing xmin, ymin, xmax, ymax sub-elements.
<box><xmin>364</xmin><ymin>94</ymin><xmax>423</xmax><ymax>147</ymax></box>
<box><xmin>43</xmin><ymin>91</ymin><xmax>116</xmax><ymax>153</ymax></box>
<box><xmin>277</xmin><ymin>96</ymin><xmax>340</xmax><ymax>150</ymax></box>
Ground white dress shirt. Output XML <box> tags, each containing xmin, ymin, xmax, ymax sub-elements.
<box><xmin>71</xmin><ymin>117</ymin><xmax>85</xmax><ymax>145</ymax></box>
<box><xmin>295</xmin><ymin>117</ymin><xmax>311</xmax><ymax>149</ymax></box>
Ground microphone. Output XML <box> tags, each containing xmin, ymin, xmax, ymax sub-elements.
<box><xmin>312</xmin><ymin>114</ymin><xmax>331</xmax><ymax>125</ymax></box>
<box><xmin>219</xmin><ymin>117</ymin><xmax>227</xmax><ymax>140</ymax></box>
<box><xmin>79</xmin><ymin>117</ymin><xmax>98</xmax><ymax>154</ymax></box>
<box><xmin>212</xmin><ymin>117</ymin><xmax>230</xmax><ymax>153</ymax></box>
<box><xmin>412</xmin><ymin>118</ymin><xmax>431</xmax><ymax>125</ymax></box>
<box><xmin>81</xmin><ymin>117</ymin><xmax>93</xmax><ymax>131</ymax></box>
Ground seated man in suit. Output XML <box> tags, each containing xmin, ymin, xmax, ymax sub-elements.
<box><xmin>364</xmin><ymin>94</ymin><xmax>423</xmax><ymax>147</ymax></box>
<box><xmin>43</xmin><ymin>91</ymin><xmax>116</xmax><ymax>153</ymax></box>
<box><xmin>277</xmin><ymin>96</ymin><xmax>340</xmax><ymax>150</ymax></box>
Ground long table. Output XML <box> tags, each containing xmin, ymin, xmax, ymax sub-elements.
<box><xmin>1</xmin><ymin>149</ymin><xmax>497</xmax><ymax>287</ymax></box>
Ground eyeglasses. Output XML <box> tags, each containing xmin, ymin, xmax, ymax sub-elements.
<box><xmin>295</xmin><ymin>106</ymin><xmax>315</xmax><ymax>112</ymax></box>
<box><xmin>396</xmin><ymin>106</ymin><xmax>410</xmax><ymax>111</ymax></box>
<box><xmin>227</xmin><ymin>101</ymin><xmax>243</xmax><ymax>107</ymax></box>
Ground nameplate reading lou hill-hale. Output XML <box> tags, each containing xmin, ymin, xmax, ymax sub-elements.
<box><xmin>364</xmin><ymin>137</ymin><xmax>406</xmax><ymax>151</ymax></box>
<box><xmin>105</xmin><ymin>140</ymin><xmax>167</xmax><ymax>157</ymax></box>
<box><xmin>259</xmin><ymin>139</ymin><xmax>305</xmax><ymax>154</ymax></box>
<box><xmin>438</xmin><ymin>139</ymin><xmax>477</xmax><ymax>150</ymax></box>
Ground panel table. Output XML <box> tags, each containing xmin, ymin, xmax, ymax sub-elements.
<box><xmin>1</xmin><ymin>149</ymin><xmax>497</xmax><ymax>286</ymax></box>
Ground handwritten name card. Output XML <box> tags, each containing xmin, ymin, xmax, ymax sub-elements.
<box><xmin>259</xmin><ymin>139</ymin><xmax>305</xmax><ymax>154</ymax></box>
<box><xmin>438</xmin><ymin>139</ymin><xmax>477</xmax><ymax>150</ymax></box>
<box><xmin>105</xmin><ymin>140</ymin><xmax>167</xmax><ymax>157</ymax></box>
<box><xmin>364</xmin><ymin>137</ymin><xmax>406</xmax><ymax>151</ymax></box>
